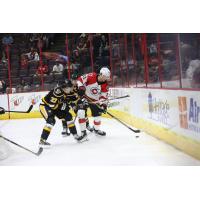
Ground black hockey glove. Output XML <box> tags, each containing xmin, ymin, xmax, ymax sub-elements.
<box><xmin>77</xmin><ymin>98</ymin><xmax>88</xmax><ymax>109</ymax></box>
<box><xmin>100</xmin><ymin>104</ymin><xmax>107</xmax><ymax>114</ymax></box>
<box><xmin>78</xmin><ymin>86</ymin><xmax>86</xmax><ymax>97</ymax></box>
<box><xmin>0</xmin><ymin>107</ymin><xmax>5</xmax><ymax>114</ymax></box>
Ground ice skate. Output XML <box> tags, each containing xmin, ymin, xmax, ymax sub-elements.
<box><xmin>61</xmin><ymin>129</ymin><xmax>70</xmax><ymax>137</ymax></box>
<box><xmin>73</xmin><ymin>131</ymin><xmax>88</xmax><ymax>143</ymax></box>
<box><xmin>39</xmin><ymin>139</ymin><xmax>51</xmax><ymax>148</ymax></box>
<box><xmin>94</xmin><ymin>129</ymin><xmax>106</xmax><ymax>136</ymax></box>
<box><xmin>86</xmin><ymin>124</ymin><xmax>94</xmax><ymax>132</ymax></box>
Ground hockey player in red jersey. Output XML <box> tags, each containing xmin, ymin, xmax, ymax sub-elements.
<box><xmin>76</xmin><ymin>67</ymin><xmax>110</xmax><ymax>136</ymax></box>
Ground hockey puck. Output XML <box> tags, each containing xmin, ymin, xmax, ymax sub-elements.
<box><xmin>135</xmin><ymin>135</ymin><xmax>139</xmax><ymax>138</ymax></box>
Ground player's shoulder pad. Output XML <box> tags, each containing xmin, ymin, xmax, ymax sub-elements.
<box><xmin>53</xmin><ymin>87</ymin><xmax>64</xmax><ymax>97</ymax></box>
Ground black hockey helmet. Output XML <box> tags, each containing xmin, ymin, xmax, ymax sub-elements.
<box><xmin>59</xmin><ymin>79</ymin><xmax>73</xmax><ymax>88</ymax></box>
<box><xmin>71</xmin><ymin>73</ymin><xmax>78</xmax><ymax>80</ymax></box>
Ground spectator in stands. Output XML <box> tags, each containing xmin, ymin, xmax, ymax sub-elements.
<box><xmin>76</xmin><ymin>36</ymin><xmax>88</xmax><ymax>54</ymax></box>
<box><xmin>186</xmin><ymin>59</ymin><xmax>200</xmax><ymax>88</ymax></box>
<box><xmin>25</xmin><ymin>48</ymin><xmax>40</xmax><ymax>62</ymax></box>
<box><xmin>20</xmin><ymin>54</ymin><xmax>29</xmax><ymax>68</ymax></box>
<box><xmin>35</xmin><ymin>63</ymin><xmax>49</xmax><ymax>77</ymax></box>
<box><xmin>93</xmin><ymin>33</ymin><xmax>102</xmax><ymax>61</ymax></box>
<box><xmin>17</xmin><ymin>78</ymin><xmax>31</xmax><ymax>92</ymax></box>
<box><xmin>1</xmin><ymin>34</ymin><xmax>13</xmax><ymax>62</ymax></box>
<box><xmin>192</xmin><ymin>66</ymin><xmax>200</xmax><ymax>88</ymax></box>
<box><xmin>1</xmin><ymin>52</ymin><xmax>8</xmax><ymax>67</ymax></box>
<box><xmin>99</xmin><ymin>34</ymin><xmax>109</xmax><ymax>57</ymax></box>
<box><xmin>73</xmin><ymin>34</ymin><xmax>90</xmax><ymax>67</ymax></box>
<box><xmin>62</xmin><ymin>63</ymin><xmax>75</xmax><ymax>78</ymax></box>
<box><xmin>79</xmin><ymin>33</ymin><xmax>87</xmax><ymax>40</ymax></box>
<box><xmin>42</xmin><ymin>34</ymin><xmax>49</xmax><ymax>50</ymax></box>
<box><xmin>48</xmin><ymin>33</ymin><xmax>55</xmax><ymax>46</ymax></box>
<box><xmin>29</xmin><ymin>34</ymin><xmax>40</xmax><ymax>48</ymax></box>
<box><xmin>51</xmin><ymin>60</ymin><xmax>64</xmax><ymax>74</ymax></box>
<box><xmin>180</xmin><ymin>42</ymin><xmax>195</xmax><ymax>74</ymax></box>
<box><xmin>0</xmin><ymin>80</ymin><xmax>7</xmax><ymax>94</ymax></box>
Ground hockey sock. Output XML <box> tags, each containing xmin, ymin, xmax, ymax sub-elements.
<box><xmin>41</xmin><ymin>124</ymin><xmax>53</xmax><ymax>140</ymax></box>
<box><xmin>77</xmin><ymin>109</ymin><xmax>86</xmax><ymax>132</ymax></box>
<box><xmin>62</xmin><ymin>120</ymin><xmax>67</xmax><ymax>129</ymax></box>
<box><xmin>62</xmin><ymin>119</ymin><xmax>69</xmax><ymax>133</ymax></box>
<box><xmin>67</xmin><ymin>121</ymin><xmax>77</xmax><ymax>135</ymax></box>
<box><xmin>78</xmin><ymin>118</ymin><xmax>87</xmax><ymax>132</ymax></box>
<box><xmin>93</xmin><ymin>116</ymin><xmax>101</xmax><ymax>131</ymax></box>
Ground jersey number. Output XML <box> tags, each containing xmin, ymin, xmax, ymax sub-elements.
<box><xmin>50</xmin><ymin>97</ymin><xmax>57</xmax><ymax>103</ymax></box>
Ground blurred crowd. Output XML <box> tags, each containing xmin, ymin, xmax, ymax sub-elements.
<box><xmin>0</xmin><ymin>33</ymin><xmax>200</xmax><ymax>94</ymax></box>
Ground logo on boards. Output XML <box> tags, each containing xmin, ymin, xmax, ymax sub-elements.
<box><xmin>178</xmin><ymin>96</ymin><xmax>200</xmax><ymax>133</ymax></box>
<box><xmin>147</xmin><ymin>92</ymin><xmax>170</xmax><ymax>125</ymax></box>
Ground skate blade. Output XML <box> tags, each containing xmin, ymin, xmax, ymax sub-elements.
<box><xmin>86</xmin><ymin>128</ymin><xmax>94</xmax><ymax>132</ymax></box>
<box><xmin>94</xmin><ymin>133</ymin><xmax>106</xmax><ymax>137</ymax></box>
<box><xmin>62</xmin><ymin>134</ymin><xmax>70</xmax><ymax>137</ymax></box>
<box><xmin>39</xmin><ymin>144</ymin><xmax>51</xmax><ymax>149</ymax></box>
<box><xmin>77</xmin><ymin>137</ymin><xmax>89</xmax><ymax>143</ymax></box>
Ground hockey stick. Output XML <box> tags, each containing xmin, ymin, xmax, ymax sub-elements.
<box><xmin>0</xmin><ymin>135</ymin><xmax>43</xmax><ymax>156</ymax></box>
<box><xmin>106</xmin><ymin>111</ymin><xmax>140</xmax><ymax>134</ymax></box>
<box><xmin>84</xmin><ymin>95</ymin><xmax>130</xmax><ymax>105</ymax></box>
<box><xmin>108</xmin><ymin>95</ymin><xmax>130</xmax><ymax>101</ymax></box>
<box><xmin>5</xmin><ymin>105</ymin><xmax>33</xmax><ymax>113</ymax></box>
<box><xmin>84</xmin><ymin>96</ymin><xmax>140</xmax><ymax>135</ymax></box>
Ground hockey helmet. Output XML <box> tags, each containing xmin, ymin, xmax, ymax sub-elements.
<box><xmin>99</xmin><ymin>67</ymin><xmax>111</xmax><ymax>80</ymax></box>
<box><xmin>59</xmin><ymin>79</ymin><xmax>73</xmax><ymax>88</ymax></box>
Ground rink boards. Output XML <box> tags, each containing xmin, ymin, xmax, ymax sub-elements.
<box><xmin>0</xmin><ymin>88</ymin><xmax>200</xmax><ymax>160</ymax></box>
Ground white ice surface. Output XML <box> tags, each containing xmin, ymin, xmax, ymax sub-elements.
<box><xmin>0</xmin><ymin>118</ymin><xmax>200</xmax><ymax>166</ymax></box>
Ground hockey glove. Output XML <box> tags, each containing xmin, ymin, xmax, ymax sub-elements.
<box><xmin>0</xmin><ymin>107</ymin><xmax>5</xmax><ymax>114</ymax></box>
<box><xmin>77</xmin><ymin>98</ymin><xmax>88</xmax><ymax>109</ymax></box>
<box><xmin>78</xmin><ymin>86</ymin><xmax>86</xmax><ymax>97</ymax></box>
<box><xmin>70</xmin><ymin>102</ymin><xmax>78</xmax><ymax>113</ymax></box>
<box><xmin>82</xmin><ymin>98</ymin><xmax>89</xmax><ymax>107</ymax></box>
<box><xmin>100</xmin><ymin>104</ymin><xmax>107</xmax><ymax>114</ymax></box>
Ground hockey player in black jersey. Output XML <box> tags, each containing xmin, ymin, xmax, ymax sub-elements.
<box><xmin>60</xmin><ymin>76</ymin><xmax>79</xmax><ymax>137</ymax></box>
<box><xmin>39</xmin><ymin>79</ymin><xmax>87</xmax><ymax>148</ymax></box>
<box><xmin>61</xmin><ymin>74</ymin><xmax>93</xmax><ymax>137</ymax></box>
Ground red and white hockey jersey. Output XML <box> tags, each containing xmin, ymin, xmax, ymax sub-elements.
<box><xmin>77</xmin><ymin>72</ymin><xmax>109</xmax><ymax>102</ymax></box>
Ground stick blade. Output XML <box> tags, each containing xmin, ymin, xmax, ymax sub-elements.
<box><xmin>129</xmin><ymin>127</ymin><xmax>141</xmax><ymax>133</ymax></box>
<box><xmin>36</xmin><ymin>147</ymin><xmax>43</xmax><ymax>156</ymax></box>
<box><xmin>27</xmin><ymin>105</ymin><xmax>33</xmax><ymax>113</ymax></box>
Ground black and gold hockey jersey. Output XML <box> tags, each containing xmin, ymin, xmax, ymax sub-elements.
<box><xmin>42</xmin><ymin>86</ymin><xmax>80</xmax><ymax>111</ymax></box>
<box><xmin>42</xmin><ymin>87</ymin><xmax>67</xmax><ymax>110</ymax></box>
<box><xmin>65</xmin><ymin>85</ymin><xmax>79</xmax><ymax>108</ymax></box>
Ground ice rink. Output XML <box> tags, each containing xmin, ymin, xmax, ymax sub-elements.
<box><xmin>0</xmin><ymin>117</ymin><xmax>200</xmax><ymax>166</ymax></box>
